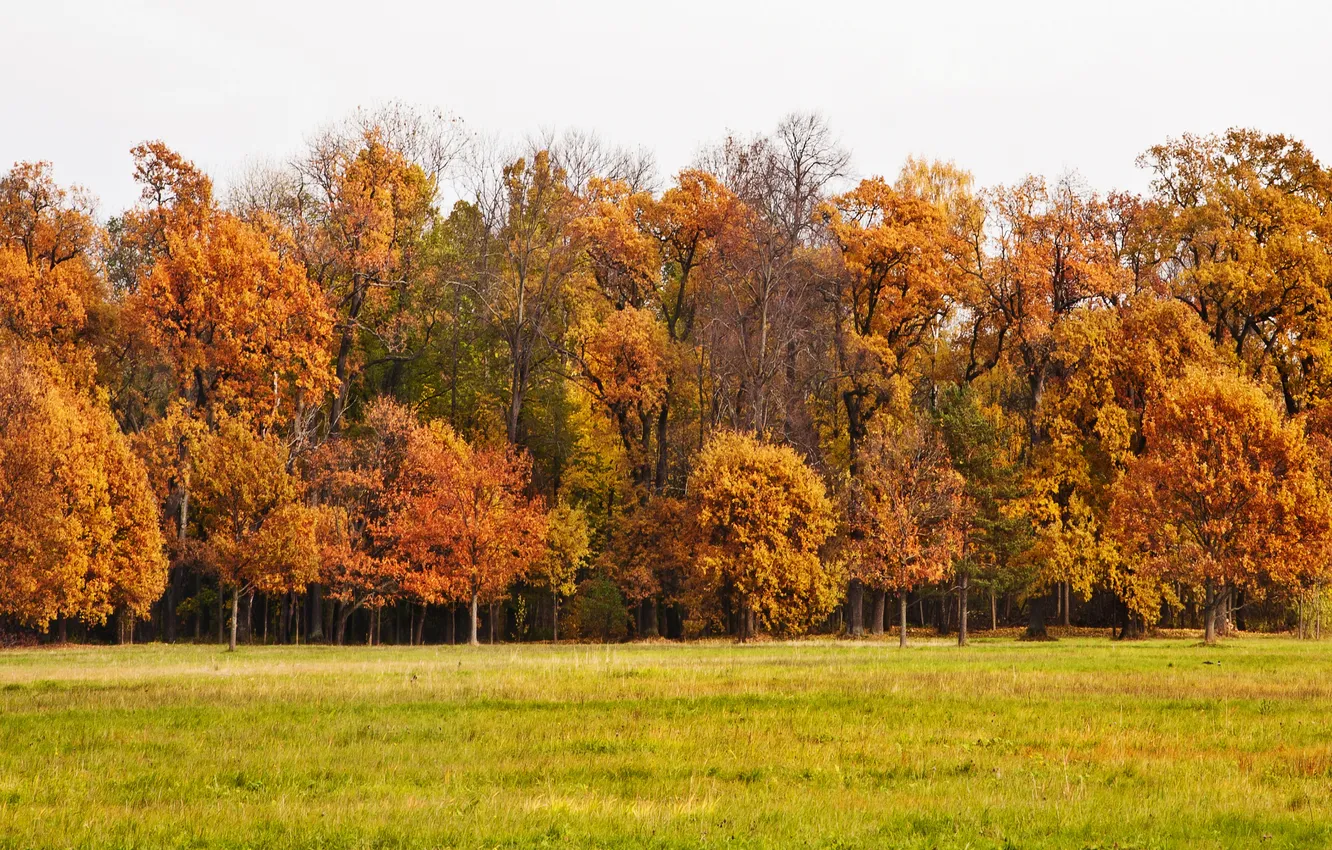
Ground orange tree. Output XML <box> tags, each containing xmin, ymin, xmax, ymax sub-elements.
<box><xmin>847</xmin><ymin>416</ymin><xmax>967</xmax><ymax>646</ymax></box>
<box><xmin>390</xmin><ymin>423</ymin><xmax>547</xmax><ymax>645</ymax></box>
<box><xmin>1110</xmin><ymin>368</ymin><xmax>1331</xmax><ymax>643</ymax></box>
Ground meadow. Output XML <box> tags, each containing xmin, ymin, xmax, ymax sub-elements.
<box><xmin>1</xmin><ymin>635</ymin><xmax>1329</xmax><ymax>849</ymax></box>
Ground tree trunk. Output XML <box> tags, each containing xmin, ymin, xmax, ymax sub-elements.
<box><xmin>898</xmin><ymin>591</ymin><xmax>909</xmax><ymax>648</ymax></box>
<box><xmin>1062</xmin><ymin>582</ymin><xmax>1071</xmax><ymax>627</ymax></box>
<box><xmin>307</xmin><ymin>584</ymin><xmax>324</xmax><ymax>642</ymax></box>
<box><xmin>552</xmin><ymin>596</ymin><xmax>559</xmax><ymax>643</ymax></box>
<box><xmin>335</xmin><ymin>604</ymin><xmax>352</xmax><ymax>646</ymax></box>
<box><xmin>469</xmin><ymin>591</ymin><xmax>480</xmax><ymax>646</ymax></box>
<box><xmin>1024</xmin><ymin>592</ymin><xmax>1050</xmax><ymax>640</ymax></box>
<box><xmin>870</xmin><ymin>589</ymin><xmax>886</xmax><ymax>636</ymax></box>
<box><xmin>228</xmin><ymin>588</ymin><xmax>239</xmax><ymax>652</ymax></box>
<box><xmin>642</xmin><ymin>597</ymin><xmax>659</xmax><ymax>638</ymax></box>
<box><xmin>1203</xmin><ymin>582</ymin><xmax>1220</xmax><ymax>645</ymax></box>
<box><xmin>957</xmin><ymin>571</ymin><xmax>969</xmax><ymax>647</ymax></box>
<box><xmin>489</xmin><ymin>602</ymin><xmax>498</xmax><ymax>644</ymax></box>
<box><xmin>990</xmin><ymin>585</ymin><xmax>998</xmax><ymax>631</ymax></box>
<box><xmin>415</xmin><ymin>603</ymin><xmax>426</xmax><ymax>646</ymax></box>
<box><xmin>847</xmin><ymin>578</ymin><xmax>864</xmax><ymax>637</ymax></box>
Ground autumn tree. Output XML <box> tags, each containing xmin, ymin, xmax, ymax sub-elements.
<box><xmin>121</xmin><ymin>143</ymin><xmax>335</xmax><ymax>426</ymax></box>
<box><xmin>1143</xmin><ymin>129</ymin><xmax>1332</xmax><ymax>415</ymax></box>
<box><xmin>1110</xmin><ymin>368</ymin><xmax>1331</xmax><ymax>644</ymax></box>
<box><xmin>192</xmin><ymin>418</ymin><xmax>321</xmax><ymax>650</ymax></box>
<box><xmin>0</xmin><ymin>162</ymin><xmax>104</xmax><ymax>346</ymax></box>
<box><xmin>307</xmin><ymin>399</ymin><xmax>422</xmax><ymax>644</ymax></box>
<box><xmin>391</xmin><ymin>424</ymin><xmax>547</xmax><ymax>644</ymax></box>
<box><xmin>690</xmin><ymin>431</ymin><xmax>837</xmax><ymax>639</ymax></box>
<box><xmin>604</xmin><ymin>495</ymin><xmax>695</xmax><ymax>638</ymax></box>
<box><xmin>295</xmin><ymin>125</ymin><xmax>443</xmax><ymax>428</ymax></box>
<box><xmin>0</xmin><ymin>340</ymin><xmax>167</xmax><ymax>632</ymax></box>
<box><xmin>846</xmin><ymin>417</ymin><xmax>967</xmax><ymax>646</ymax></box>
<box><xmin>956</xmin><ymin>176</ymin><xmax>1128</xmax><ymax>431</ymax></box>
<box><xmin>698</xmin><ymin>114</ymin><xmax>847</xmax><ymax>437</ymax></box>
<box><xmin>1021</xmin><ymin>297</ymin><xmax>1221</xmax><ymax>635</ymax></box>
<box><xmin>822</xmin><ymin>174</ymin><xmax>957</xmax><ymax>631</ymax></box>
<box><xmin>475</xmin><ymin>150</ymin><xmax>587</xmax><ymax>445</ymax></box>
<box><xmin>536</xmin><ymin>501</ymin><xmax>591</xmax><ymax>640</ymax></box>
<box><xmin>569</xmin><ymin>304</ymin><xmax>672</xmax><ymax>486</ymax></box>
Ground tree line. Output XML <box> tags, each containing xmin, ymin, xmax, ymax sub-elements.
<box><xmin>3</xmin><ymin>107</ymin><xmax>1331</xmax><ymax>647</ymax></box>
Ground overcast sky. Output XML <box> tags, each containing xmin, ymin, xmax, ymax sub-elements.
<box><xmin>4</xmin><ymin>0</ymin><xmax>1330</xmax><ymax>216</ymax></box>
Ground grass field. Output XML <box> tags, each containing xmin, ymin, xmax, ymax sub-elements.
<box><xmin>2</xmin><ymin>635</ymin><xmax>1330</xmax><ymax>849</ymax></box>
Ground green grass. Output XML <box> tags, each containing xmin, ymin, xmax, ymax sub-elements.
<box><xmin>1</xmin><ymin>636</ymin><xmax>1330</xmax><ymax>849</ymax></box>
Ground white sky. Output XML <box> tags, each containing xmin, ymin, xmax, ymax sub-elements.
<box><xmin>4</xmin><ymin>0</ymin><xmax>1330</xmax><ymax>216</ymax></box>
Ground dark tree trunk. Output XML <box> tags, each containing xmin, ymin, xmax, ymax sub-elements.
<box><xmin>307</xmin><ymin>584</ymin><xmax>324</xmax><ymax>642</ymax></box>
<box><xmin>870</xmin><ymin>589</ymin><xmax>886</xmax><ymax>636</ymax></box>
<box><xmin>642</xmin><ymin>598</ymin><xmax>658</xmax><ymax>638</ymax></box>
<box><xmin>280</xmin><ymin>591</ymin><xmax>291</xmax><ymax>644</ymax></box>
<box><xmin>847</xmin><ymin>578</ymin><xmax>864</xmax><ymax>637</ymax></box>
<box><xmin>415</xmin><ymin>603</ymin><xmax>426</xmax><ymax>646</ymax></box>
<box><xmin>335</xmin><ymin>603</ymin><xmax>353</xmax><ymax>646</ymax></box>
<box><xmin>1024</xmin><ymin>592</ymin><xmax>1050</xmax><ymax>640</ymax></box>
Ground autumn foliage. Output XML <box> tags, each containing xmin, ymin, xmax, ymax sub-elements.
<box><xmin>4</xmin><ymin>113</ymin><xmax>1332</xmax><ymax>645</ymax></box>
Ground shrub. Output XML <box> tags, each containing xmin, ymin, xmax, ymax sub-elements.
<box><xmin>569</xmin><ymin>578</ymin><xmax>629</xmax><ymax>642</ymax></box>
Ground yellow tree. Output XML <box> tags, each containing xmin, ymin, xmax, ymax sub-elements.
<box><xmin>690</xmin><ymin>431</ymin><xmax>837</xmax><ymax>639</ymax></box>
<box><xmin>191</xmin><ymin>417</ymin><xmax>321</xmax><ymax>650</ymax></box>
<box><xmin>0</xmin><ymin>339</ymin><xmax>166</xmax><ymax>632</ymax></box>
<box><xmin>1022</xmin><ymin>297</ymin><xmax>1220</xmax><ymax>634</ymax></box>
<box><xmin>1110</xmin><ymin>368</ymin><xmax>1331</xmax><ymax>644</ymax></box>
<box><xmin>485</xmin><ymin>150</ymin><xmax>586</xmax><ymax>446</ymax></box>
<box><xmin>536</xmin><ymin>501</ymin><xmax>591</xmax><ymax>641</ymax></box>
<box><xmin>1143</xmin><ymin>129</ymin><xmax>1332</xmax><ymax>414</ymax></box>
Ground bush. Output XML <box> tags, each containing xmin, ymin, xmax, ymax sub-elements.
<box><xmin>569</xmin><ymin>578</ymin><xmax>629</xmax><ymax>642</ymax></box>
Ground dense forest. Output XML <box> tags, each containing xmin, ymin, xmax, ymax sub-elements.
<box><xmin>4</xmin><ymin>106</ymin><xmax>1331</xmax><ymax>648</ymax></box>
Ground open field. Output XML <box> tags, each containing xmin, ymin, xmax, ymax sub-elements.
<box><xmin>2</xmin><ymin>636</ymin><xmax>1330</xmax><ymax>849</ymax></box>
